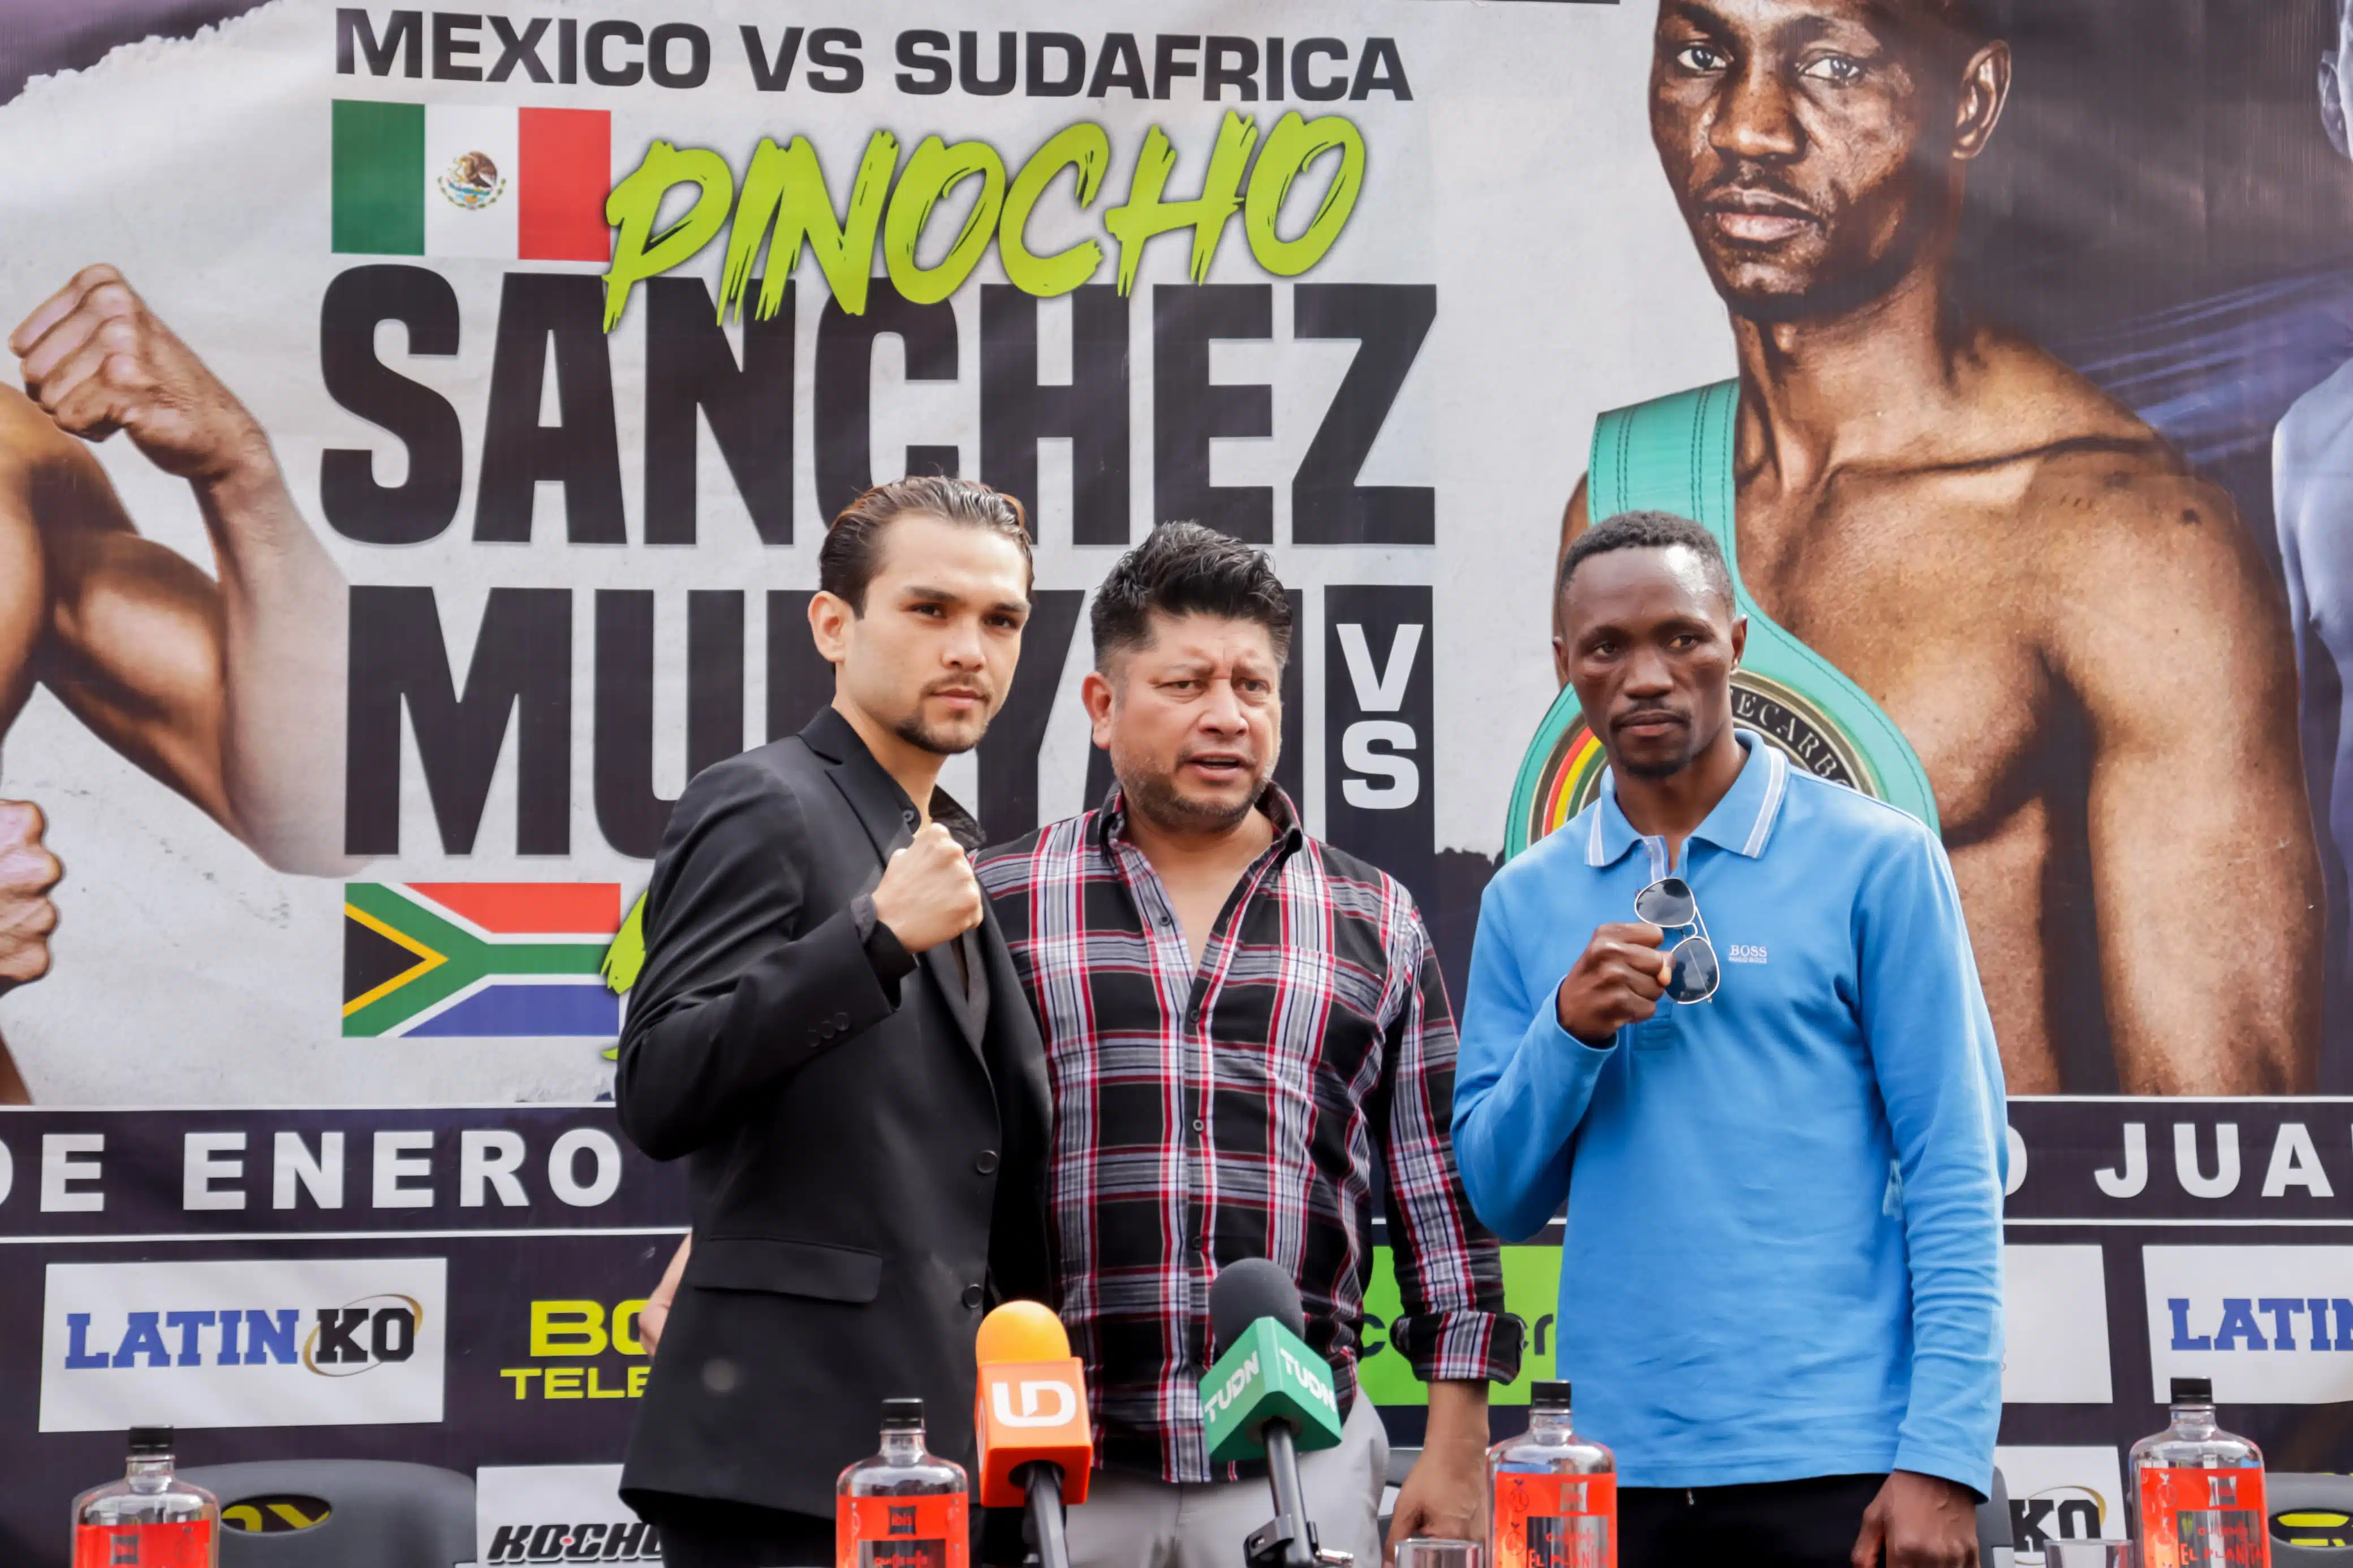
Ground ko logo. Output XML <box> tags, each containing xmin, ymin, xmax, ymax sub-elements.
<box><xmin>990</xmin><ymin>1379</ymin><xmax>1079</xmax><ymax>1428</ymax></box>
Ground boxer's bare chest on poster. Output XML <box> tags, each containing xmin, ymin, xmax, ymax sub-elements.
<box><xmin>1731</xmin><ymin>470</ymin><xmax>2060</xmax><ymax>849</ymax></box>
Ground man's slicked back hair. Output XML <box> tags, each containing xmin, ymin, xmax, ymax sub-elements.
<box><xmin>1091</xmin><ymin>521</ymin><xmax>1295</xmax><ymax>668</ymax></box>
<box><xmin>1560</xmin><ymin>510</ymin><xmax>1737</xmax><ymax>615</ymax></box>
<box><xmin>820</xmin><ymin>475</ymin><xmax>1033</xmax><ymax>612</ymax></box>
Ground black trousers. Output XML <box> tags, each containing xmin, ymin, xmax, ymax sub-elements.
<box><xmin>652</xmin><ymin>1497</ymin><xmax>834</xmax><ymax>1568</ymax></box>
<box><xmin>1618</xmin><ymin>1474</ymin><xmax>1886</xmax><ymax>1568</ymax></box>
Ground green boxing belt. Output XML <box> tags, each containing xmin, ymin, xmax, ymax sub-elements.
<box><xmin>1506</xmin><ymin>379</ymin><xmax>1939</xmax><ymax>860</ymax></box>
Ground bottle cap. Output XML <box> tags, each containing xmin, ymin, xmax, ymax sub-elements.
<box><xmin>881</xmin><ymin>1397</ymin><xmax>925</xmax><ymax>1429</ymax></box>
<box><xmin>1530</xmin><ymin>1380</ymin><xmax>1572</xmax><ymax>1408</ymax></box>
<box><xmin>2171</xmin><ymin>1376</ymin><xmax>2214</xmax><ymax>1405</ymax></box>
<box><xmin>127</xmin><ymin>1427</ymin><xmax>174</xmax><ymax>1455</ymax></box>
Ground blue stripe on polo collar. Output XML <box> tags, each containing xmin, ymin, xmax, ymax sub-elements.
<box><xmin>1585</xmin><ymin>729</ymin><xmax>1791</xmax><ymax>868</ymax></box>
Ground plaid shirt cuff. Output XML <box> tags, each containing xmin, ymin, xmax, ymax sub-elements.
<box><xmin>1394</xmin><ymin>1308</ymin><xmax>1525</xmax><ymax>1386</ymax></box>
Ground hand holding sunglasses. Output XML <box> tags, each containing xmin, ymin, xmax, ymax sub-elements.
<box><xmin>1552</xmin><ymin>876</ymin><xmax>1721</xmax><ymax>1044</ymax></box>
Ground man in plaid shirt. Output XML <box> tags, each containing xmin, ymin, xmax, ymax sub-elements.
<box><xmin>977</xmin><ymin>524</ymin><xmax>1519</xmax><ymax>1568</ymax></box>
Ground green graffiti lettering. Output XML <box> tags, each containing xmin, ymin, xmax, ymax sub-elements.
<box><xmin>1104</xmin><ymin>110</ymin><xmax>1259</xmax><ymax>294</ymax></box>
<box><xmin>598</xmin><ymin>116</ymin><xmax>1369</xmax><ymax>331</ymax></box>
<box><xmin>882</xmin><ymin>135</ymin><xmax>1008</xmax><ymax>307</ymax></box>
<box><xmin>719</xmin><ymin>131</ymin><xmax>899</xmax><ymax>322</ymax></box>
<box><xmin>602</xmin><ymin>142</ymin><xmax>734</xmax><ymax>331</ymax></box>
<box><xmin>998</xmin><ymin>123</ymin><xmax>1111</xmax><ymax>299</ymax></box>
<box><xmin>1243</xmin><ymin>113</ymin><xmax>1365</xmax><ymax>277</ymax></box>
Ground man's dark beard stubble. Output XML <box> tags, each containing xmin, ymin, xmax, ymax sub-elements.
<box><xmin>1124</xmin><ymin>762</ymin><xmax>1269</xmax><ymax>835</ymax></box>
<box><xmin>892</xmin><ymin>708</ymin><xmax>987</xmax><ymax>757</ymax></box>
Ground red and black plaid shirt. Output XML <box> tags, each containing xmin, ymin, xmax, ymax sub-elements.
<box><xmin>976</xmin><ymin>787</ymin><xmax>1519</xmax><ymax>1482</ymax></box>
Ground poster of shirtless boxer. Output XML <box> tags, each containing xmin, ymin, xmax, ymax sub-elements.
<box><xmin>1523</xmin><ymin>0</ymin><xmax>2353</xmax><ymax>1095</ymax></box>
<box><xmin>11</xmin><ymin>0</ymin><xmax>2353</xmax><ymax>1103</ymax></box>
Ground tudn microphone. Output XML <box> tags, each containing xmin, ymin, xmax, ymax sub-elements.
<box><xmin>975</xmin><ymin>1301</ymin><xmax>1092</xmax><ymax>1568</ymax></box>
<box><xmin>1203</xmin><ymin>1260</ymin><xmax>1346</xmax><ymax>1568</ymax></box>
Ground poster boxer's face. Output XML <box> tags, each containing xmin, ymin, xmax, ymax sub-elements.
<box><xmin>1086</xmin><ymin>612</ymin><xmax>1283</xmax><ymax>835</ymax></box>
<box><xmin>1650</xmin><ymin>0</ymin><xmax>2006</xmax><ymax>322</ymax></box>
<box><xmin>821</xmin><ymin>513</ymin><xmax>1031</xmax><ymax>757</ymax></box>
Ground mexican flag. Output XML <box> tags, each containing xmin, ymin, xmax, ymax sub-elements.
<box><xmin>331</xmin><ymin>100</ymin><xmax>611</xmax><ymax>261</ymax></box>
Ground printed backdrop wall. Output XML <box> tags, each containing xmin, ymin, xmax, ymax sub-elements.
<box><xmin>4</xmin><ymin>0</ymin><xmax>2353</xmax><ymax>1561</ymax></box>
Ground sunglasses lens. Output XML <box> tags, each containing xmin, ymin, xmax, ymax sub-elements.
<box><xmin>1667</xmin><ymin>936</ymin><xmax>1719</xmax><ymax>1003</ymax></box>
<box><xmin>1636</xmin><ymin>878</ymin><xmax>1696</xmax><ymax>928</ymax></box>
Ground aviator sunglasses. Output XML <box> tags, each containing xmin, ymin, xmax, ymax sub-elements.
<box><xmin>1634</xmin><ymin>876</ymin><xmax>1720</xmax><ymax>1004</ymax></box>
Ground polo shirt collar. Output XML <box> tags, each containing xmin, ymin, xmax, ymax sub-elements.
<box><xmin>1585</xmin><ymin>728</ymin><xmax>1790</xmax><ymax>867</ymax></box>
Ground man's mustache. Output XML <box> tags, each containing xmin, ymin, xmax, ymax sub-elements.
<box><xmin>1699</xmin><ymin>166</ymin><xmax>1822</xmax><ymax>222</ymax></box>
<box><xmin>1611</xmin><ymin>706</ymin><xmax>1690</xmax><ymax>732</ymax></box>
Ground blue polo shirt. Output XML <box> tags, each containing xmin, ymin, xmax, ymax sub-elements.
<box><xmin>1453</xmin><ymin>731</ymin><xmax>2006</xmax><ymax>1493</ymax></box>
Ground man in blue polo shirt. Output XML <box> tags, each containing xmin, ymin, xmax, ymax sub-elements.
<box><xmin>1454</xmin><ymin>511</ymin><xmax>2005</xmax><ymax>1568</ymax></box>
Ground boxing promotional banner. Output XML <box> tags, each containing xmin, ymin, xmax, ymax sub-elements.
<box><xmin>3</xmin><ymin>1103</ymin><xmax>2348</xmax><ymax>1563</ymax></box>
<box><xmin>9</xmin><ymin>0</ymin><xmax>2353</xmax><ymax>1553</ymax></box>
<box><xmin>1</xmin><ymin>0</ymin><xmax>2349</xmax><ymax>1099</ymax></box>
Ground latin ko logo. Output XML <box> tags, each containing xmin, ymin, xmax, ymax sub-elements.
<box><xmin>61</xmin><ymin>1291</ymin><xmax>422</xmax><ymax>1377</ymax></box>
<box><xmin>1994</xmin><ymin>1447</ymin><xmax>2130</xmax><ymax>1567</ymax></box>
<box><xmin>2144</xmin><ymin>1246</ymin><xmax>2353</xmax><ymax>1403</ymax></box>
<box><xmin>41</xmin><ymin>1258</ymin><xmax>447</xmax><ymax>1431</ymax></box>
<box><xmin>990</xmin><ymin>1379</ymin><xmax>1079</xmax><ymax>1428</ymax></box>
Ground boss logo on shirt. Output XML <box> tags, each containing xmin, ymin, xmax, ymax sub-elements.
<box><xmin>1728</xmin><ymin>944</ymin><xmax>1768</xmax><ymax>964</ymax></box>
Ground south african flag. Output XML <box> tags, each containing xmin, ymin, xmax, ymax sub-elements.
<box><xmin>343</xmin><ymin>883</ymin><xmax>623</xmax><ymax>1038</ymax></box>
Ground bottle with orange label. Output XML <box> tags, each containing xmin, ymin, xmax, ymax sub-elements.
<box><xmin>1489</xmin><ymin>1381</ymin><xmax>1616</xmax><ymax>1568</ymax></box>
<box><xmin>72</xmin><ymin>1427</ymin><xmax>219</xmax><ymax>1568</ymax></box>
<box><xmin>2130</xmin><ymin>1376</ymin><xmax>2270</xmax><ymax>1568</ymax></box>
<box><xmin>838</xmin><ymin>1397</ymin><xmax>970</xmax><ymax>1568</ymax></box>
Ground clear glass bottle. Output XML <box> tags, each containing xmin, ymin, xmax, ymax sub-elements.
<box><xmin>2129</xmin><ymin>1376</ymin><xmax>2270</xmax><ymax>1568</ymax></box>
<box><xmin>72</xmin><ymin>1427</ymin><xmax>219</xmax><ymax>1568</ymax></box>
<box><xmin>1488</xmin><ymin>1381</ymin><xmax>1616</xmax><ymax>1568</ymax></box>
<box><xmin>837</xmin><ymin>1397</ymin><xmax>971</xmax><ymax>1568</ymax></box>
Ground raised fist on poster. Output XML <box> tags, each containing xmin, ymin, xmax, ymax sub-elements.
<box><xmin>10</xmin><ymin>264</ymin><xmax>270</xmax><ymax>486</ymax></box>
<box><xmin>0</xmin><ymin>800</ymin><xmax>62</xmax><ymax>994</ymax></box>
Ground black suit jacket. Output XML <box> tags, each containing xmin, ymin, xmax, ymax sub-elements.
<box><xmin>615</xmin><ymin>707</ymin><xmax>1053</xmax><ymax>1519</ymax></box>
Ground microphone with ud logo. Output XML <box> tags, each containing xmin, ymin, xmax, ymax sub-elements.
<box><xmin>1201</xmin><ymin>1260</ymin><xmax>1347</xmax><ymax>1568</ymax></box>
<box><xmin>973</xmin><ymin>1301</ymin><xmax>1093</xmax><ymax>1568</ymax></box>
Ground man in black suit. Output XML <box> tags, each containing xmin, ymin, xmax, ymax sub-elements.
<box><xmin>615</xmin><ymin>476</ymin><xmax>1052</xmax><ymax>1568</ymax></box>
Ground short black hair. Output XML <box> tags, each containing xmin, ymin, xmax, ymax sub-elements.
<box><xmin>1091</xmin><ymin>521</ymin><xmax>1294</xmax><ymax>668</ymax></box>
<box><xmin>820</xmin><ymin>475</ymin><xmax>1032</xmax><ymax>612</ymax></box>
<box><xmin>1559</xmin><ymin>509</ymin><xmax>1736</xmax><ymax>614</ymax></box>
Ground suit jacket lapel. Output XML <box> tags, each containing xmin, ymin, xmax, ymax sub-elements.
<box><xmin>800</xmin><ymin>709</ymin><xmax>917</xmax><ymax>870</ymax></box>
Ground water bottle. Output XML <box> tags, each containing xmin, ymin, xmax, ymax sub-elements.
<box><xmin>837</xmin><ymin>1397</ymin><xmax>969</xmax><ymax>1568</ymax></box>
<box><xmin>72</xmin><ymin>1427</ymin><xmax>219</xmax><ymax>1567</ymax></box>
<box><xmin>1488</xmin><ymin>1381</ymin><xmax>1617</xmax><ymax>1568</ymax></box>
<box><xmin>2130</xmin><ymin>1376</ymin><xmax>2270</xmax><ymax>1567</ymax></box>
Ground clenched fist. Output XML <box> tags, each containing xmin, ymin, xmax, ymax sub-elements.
<box><xmin>1554</xmin><ymin>922</ymin><xmax>1673</xmax><ymax>1045</ymax></box>
<box><xmin>0</xmin><ymin>801</ymin><xmax>62</xmax><ymax>993</ymax></box>
<box><xmin>11</xmin><ymin>264</ymin><xmax>270</xmax><ymax>485</ymax></box>
<box><xmin>872</xmin><ymin>822</ymin><xmax>984</xmax><ymax>953</ymax></box>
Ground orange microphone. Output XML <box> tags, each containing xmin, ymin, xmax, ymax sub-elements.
<box><xmin>975</xmin><ymin>1301</ymin><xmax>1092</xmax><ymax>1568</ymax></box>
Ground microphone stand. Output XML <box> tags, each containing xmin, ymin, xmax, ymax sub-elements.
<box><xmin>1019</xmin><ymin>1463</ymin><xmax>1071</xmax><ymax>1568</ymax></box>
<box><xmin>1243</xmin><ymin>1420</ymin><xmax>1321</xmax><ymax>1568</ymax></box>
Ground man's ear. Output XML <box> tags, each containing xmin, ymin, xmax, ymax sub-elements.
<box><xmin>1951</xmin><ymin>40</ymin><xmax>2011</xmax><ymax>161</ymax></box>
<box><xmin>2326</xmin><ymin>52</ymin><xmax>2351</xmax><ymax>158</ymax></box>
<box><xmin>1730</xmin><ymin>614</ymin><xmax>1748</xmax><ymax>669</ymax></box>
<box><xmin>808</xmin><ymin>590</ymin><xmax>855</xmax><ymax>668</ymax></box>
<box><xmin>1081</xmin><ymin>667</ymin><xmax>1117</xmax><ymax>751</ymax></box>
<box><xmin>1552</xmin><ymin>634</ymin><xmax>1574</xmax><ymax>690</ymax></box>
